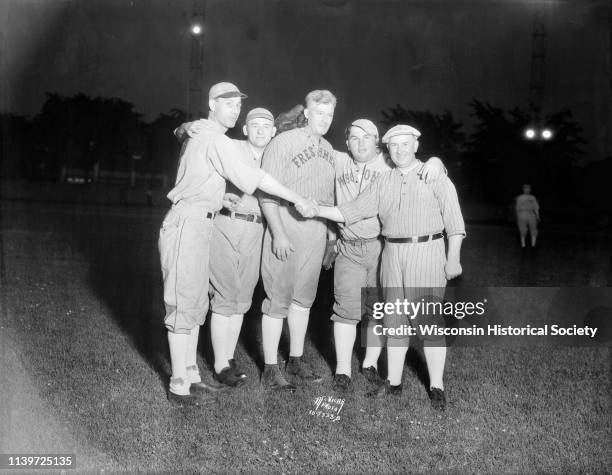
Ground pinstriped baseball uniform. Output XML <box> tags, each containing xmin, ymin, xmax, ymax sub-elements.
<box><xmin>259</xmin><ymin>127</ymin><xmax>335</xmax><ymax>318</ymax></box>
<box><xmin>332</xmin><ymin>151</ymin><xmax>391</xmax><ymax>348</ymax></box>
<box><xmin>209</xmin><ymin>139</ymin><xmax>265</xmax><ymax>316</ymax></box>
<box><xmin>338</xmin><ymin>162</ymin><xmax>465</xmax><ymax>342</ymax></box>
<box><xmin>159</xmin><ymin>119</ymin><xmax>265</xmax><ymax>333</ymax></box>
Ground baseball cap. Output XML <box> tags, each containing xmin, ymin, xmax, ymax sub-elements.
<box><xmin>349</xmin><ymin>119</ymin><xmax>379</xmax><ymax>138</ymax></box>
<box><xmin>245</xmin><ymin>107</ymin><xmax>274</xmax><ymax>123</ymax></box>
<box><xmin>381</xmin><ymin>124</ymin><xmax>421</xmax><ymax>144</ymax></box>
<box><xmin>208</xmin><ymin>82</ymin><xmax>248</xmax><ymax>100</ymax></box>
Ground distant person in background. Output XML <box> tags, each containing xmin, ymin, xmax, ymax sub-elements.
<box><xmin>515</xmin><ymin>184</ymin><xmax>540</xmax><ymax>248</ymax></box>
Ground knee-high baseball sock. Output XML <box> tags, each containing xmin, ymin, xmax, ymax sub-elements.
<box><xmin>226</xmin><ymin>313</ymin><xmax>244</xmax><ymax>361</ymax></box>
<box><xmin>185</xmin><ymin>325</ymin><xmax>202</xmax><ymax>383</ymax></box>
<box><xmin>287</xmin><ymin>303</ymin><xmax>310</xmax><ymax>357</ymax></box>
<box><xmin>531</xmin><ymin>233</ymin><xmax>537</xmax><ymax>247</ymax></box>
<box><xmin>362</xmin><ymin>346</ymin><xmax>382</xmax><ymax>370</ymax></box>
<box><xmin>334</xmin><ymin>322</ymin><xmax>356</xmax><ymax>377</ymax></box>
<box><xmin>167</xmin><ymin>331</ymin><xmax>189</xmax><ymax>395</ymax></box>
<box><xmin>185</xmin><ymin>325</ymin><xmax>200</xmax><ymax>368</ymax></box>
<box><xmin>424</xmin><ymin>345</ymin><xmax>446</xmax><ymax>390</ymax></box>
<box><xmin>387</xmin><ymin>344</ymin><xmax>409</xmax><ymax>386</ymax></box>
<box><xmin>211</xmin><ymin>312</ymin><xmax>229</xmax><ymax>374</ymax></box>
<box><xmin>262</xmin><ymin>314</ymin><xmax>283</xmax><ymax>365</ymax></box>
<box><xmin>362</xmin><ymin>319</ymin><xmax>383</xmax><ymax>369</ymax></box>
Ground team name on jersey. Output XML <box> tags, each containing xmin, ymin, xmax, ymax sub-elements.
<box><xmin>290</xmin><ymin>145</ymin><xmax>334</xmax><ymax>168</ymax></box>
<box><xmin>336</xmin><ymin>168</ymin><xmax>382</xmax><ymax>188</ymax></box>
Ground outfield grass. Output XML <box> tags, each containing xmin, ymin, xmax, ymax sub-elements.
<box><xmin>0</xmin><ymin>201</ymin><xmax>610</xmax><ymax>473</ymax></box>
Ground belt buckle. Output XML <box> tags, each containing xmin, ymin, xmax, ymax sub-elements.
<box><xmin>246</xmin><ymin>214</ymin><xmax>254</xmax><ymax>222</ymax></box>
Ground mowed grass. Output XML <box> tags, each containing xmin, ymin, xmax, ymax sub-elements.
<box><xmin>0</xmin><ymin>201</ymin><xmax>610</xmax><ymax>473</ymax></box>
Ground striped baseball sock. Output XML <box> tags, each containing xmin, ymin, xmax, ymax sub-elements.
<box><xmin>167</xmin><ymin>331</ymin><xmax>189</xmax><ymax>395</ymax></box>
<box><xmin>185</xmin><ymin>325</ymin><xmax>201</xmax><ymax>383</ymax></box>
<box><xmin>211</xmin><ymin>312</ymin><xmax>230</xmax><ymax>374</ymax></box>
<box><xmin>262</xmin><ymin>314</ymin><xmax>283</xmax><ymax>365</ymax></box>
<box><xmin>424</xmin><ymin>345</ymin><xmax>446</xmax><ymax>390</ymax></box>
<box><xmin>226</xmin><ymin>313</ymin><xmax>244</xmax><ymax>361</ymax></box>
<box><xmin>334</xmin><ymin>322</ymin><xmax>356</xmax><ymax>377</ymax></box>
<box><xmin>288</xmin><ymin>303</ymin><xmax>310</xmax><ymax>357</ymax></box>
<box><xmin>387</xmin><ymin>344</ymin><xmax>408</xmax><ymax>386</ymax></box>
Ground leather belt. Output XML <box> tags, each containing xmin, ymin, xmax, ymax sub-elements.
<box><xmin>219</xmin><ymin>208</ymin><xmax>263</xmax><ymax>224</ymax></box>
<box><xmin>342</xmin><ymin>237</ymin><xmax>380</xmax><ymax>245</ymax></box>
<box><xmin>385</xmin><ymin>233</ymin><xmax>444</xmax><ymax>244</ymax></box>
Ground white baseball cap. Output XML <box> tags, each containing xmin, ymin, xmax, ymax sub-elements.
<box><xmin>381</xmin><ymin>124</ymin><xmax>421</xmax><ymax>144</ymax></box>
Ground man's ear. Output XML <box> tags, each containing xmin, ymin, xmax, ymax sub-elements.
<box><xmin>209</xmin><ymin>99</ymin><xmax>216</xmax><ymax>114</ymax></box>
<box><xmin>303</xmin><ymin>107</ymin><xmax>310</xmax><ymax>122</ymax></box>
<box><xmin>242</xmin><ymin>125</ymin><xmax>248</xmax><ymax>137</ymax></box>
<box><xmin>414</xmin><ymin>139</ymin><xmax>420</xmax><ymax>154</ymax></box>
<box><xmin>271</xmin><ymin>126</ymin><xmax>277</xmax><ymax>138</ymax></box>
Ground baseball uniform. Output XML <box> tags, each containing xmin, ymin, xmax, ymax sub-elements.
<box><xmin>159</xmin><ymin>119</ymin><xmax>265</xmax><ymax>334</ymax></box>
<box><xmin>259</xmin><ymin>126</ymin><xmax>335</xmax><ymax>318</ymax></box>
<box><xmin>332</xmin><ymin>151</ymin><xmax>391</xmax><ymax>348</ymax></box>
<box><xmin>515</xmin><ymin>192</ymin><xmax>539</xmax><ymax>237</ymax></box>
<box><xmin>209</xmin><ymin>139</ymin><xmax>265</xmax><ymax>316</ymax></box>
<box><xmin>338</xmin><ymin>163</ymin><xmax>465</xmax><ymax>344</ymax></box>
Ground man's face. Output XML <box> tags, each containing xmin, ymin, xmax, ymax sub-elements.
<box><xmin>211</xmin><ymin>97</ymin><xmax>242</xmax><ymax>129</ymax></box>
<box><xmin>244</xmin><ymin>118</ymin><xmax>276</xmax><ymax>148</ymax></box>
<box><xmin>304</xmin><ymin>102</ymin><xmax>335</xmax><ymax>136</ymax></box>
<box><xmin>388</xmin><ymin>134</ymin><xmax>418</xmax><ymax>168</ymax></box>
<box><xmin>347</xmin><ymin>126</ymin><xmax>378</xmax><ymax>163</ymax></box>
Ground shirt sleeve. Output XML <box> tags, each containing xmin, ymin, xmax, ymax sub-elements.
<box><xmin>259</xmin><ymin>134</ymin><xmax>289</xmax><ymax>205</ymax></box>
<box><xmin>337</xmin><ymin>179</ymin><xmax>381</xmax><ymax>226</ymax></box>
<box><xmin>432</xmin><ymin>176</ymin><xmax>466</xmax><ymax>237</ymax></box>
<box><xmin>208</xmin><ymin>136</ymin><xmax>265</xmax><ymax>195</ymax></box>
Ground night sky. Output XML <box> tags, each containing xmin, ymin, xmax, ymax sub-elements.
<box><xmin>1</xmin><ymin>0</ymin><xmax>610</xmax><ymax>157</ymax></box>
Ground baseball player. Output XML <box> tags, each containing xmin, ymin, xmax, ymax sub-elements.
<box><xmin>515</xmin><ymin>183</ymin><xmax>540</xmax><ymax>248</ymax></box>
<box><xmin>258</xmin><ymin>90</ymin><xmax>337</xmax><ymax>391</ymax></box>
<box><xmin>330</xmin><ymin>119</ymin><xmax>446</xmax><ymax>392</ymax></box>
<box><xmin>159</xmin><ymin>82</ymin><xmax>316</xmax><ymax>405</ymax></box>
<box><xmin>174</xmin><ymin>108</ymin><xmax>277</xmax><ymax>387</ymax></box>
<box><xmin>305</xmin><ymin>124</ymin><xmax>465</xmax><ymax>410</ymax></box>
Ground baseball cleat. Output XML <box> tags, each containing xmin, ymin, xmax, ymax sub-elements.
<box><xmin>429</xmin><ymin>387</ymin><xmax>446</xmax><ymax>411</ymax></box>
<box><xmin>215</xmin><ymin>366</ymin><xmax>246</xmax><ymax>388</ymax></box>
<box><xmin>361</xmin><ymin>366</ymin><xmax>382</xmax><ymax>385</ymax></box>
<box><xmin>229</xmin><ymin>358</ymin><xmax>247</xmax><ymax>379</ymax></box>
<box><xmin>167</xmin><ymin>390</ymin><xmax>209</xmax><ymax>406</ymax></box>
<box><xmin>261</xmin><ymin>364</ymin><xmax>296</xmax><ymax>392</ymax></box>
<box><xmin>286</xmin><ymin>356</ymin><xmax>323</xmax><ymax>384</ymax></box>
<box><xmin>367</xmin><ymin>380</ymin><xmax>402</xmax><ymax>398</ymax></box>
<box><xmin>190</xmin><ymin>379</ymin><xmax>229</xmax><ymax>393</ymax></box>
<box><xmin>332</xmin><ymin>374</ymin><xmax>352</xmax><ymax>392</ymax></box>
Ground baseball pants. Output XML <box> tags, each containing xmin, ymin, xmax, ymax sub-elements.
<box><xmin>261</xmin><ymin>206</ymin><xmax>327</xmax><ymax>318</ymax></box>
<box><xmin>159</xmin><ymin>202</ymin><xmax>214</xmax><ymax>334</ymax></box>
<box><xmin>209</xmin><ymin>213</ymin><xmax>264</xmax><ymax>315</ymax></box>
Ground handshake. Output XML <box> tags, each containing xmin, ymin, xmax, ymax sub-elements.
<box><xmin>295</xmin><ymin>198</ymin><xmax>320</xmax><ymax>218</ymax></box>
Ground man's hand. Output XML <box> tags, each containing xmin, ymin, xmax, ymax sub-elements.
<box><xmin>420</xmin><ymin>156</ymin><xmax>446</xmax><ymax>184</ymax></box>
<box><xmin>174</xmin><ymin>120</ymin><xmax>206</xmax><ymax>143</ymax></box>
<box><xmin>222</xmin><ymin>193</ymin><xmax>241</xmax><ymax>211</ymax></box>
<box><xmin>445</xmin><ymin>260</ymin><xmax>462</xmax><ymax>280</ymax></box>
<box><xmin>273</xmin><ymin>233</ymin><xmax>295</xmax><ymax>261</ymax></box>
<box><xmin>295</xmin><ymin>198</ymin><xmax>319</xmax><ymax>218</ymax></box>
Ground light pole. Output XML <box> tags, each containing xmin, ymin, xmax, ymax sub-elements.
<box><xmin>188</xmin><ymin>1</ymin><xmax>206</xmax><ymax>120</ymax></box>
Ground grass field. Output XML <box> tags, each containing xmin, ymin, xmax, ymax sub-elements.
<box><xmin>0</xmin><ymin>201</ymin><xmax>610</xmax><ymax>473</ymax></box>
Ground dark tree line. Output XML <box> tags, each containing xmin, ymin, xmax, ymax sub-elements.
<box><xmin>1</xmin><ymin>93</ymin><xmax>186</xmax><ymax>183</ymax></box>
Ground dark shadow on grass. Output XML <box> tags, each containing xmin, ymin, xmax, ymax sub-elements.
<box><xmin>69</xmin><ymin>204</ymin><xmax>170</xmax><ymax>388</ymax></box>
<box><xmin>308</xmin><ymin>268</ymin><xmax>335</xmax><ymax>372</ymax></box>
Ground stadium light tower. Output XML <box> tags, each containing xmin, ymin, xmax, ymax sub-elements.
<box><xmin>188</xmin><ymin>0</ymin><xmax>206</xmax><ymax>120</ymax></box>
<box><xmin>524</xmin><ymin>0</ymin><xmax>555</xmax><ymax>141</ymax></box>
